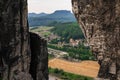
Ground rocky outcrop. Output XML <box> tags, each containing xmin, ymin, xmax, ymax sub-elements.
<box><xmin>0</xmin><ymin>0</ymin><xmax>31</xmax><ymax>80</ymax></box>
<box><xmin>72</xmin><ymin>0</ymin><xmax>120</xmax><ymax>80</ymax></box>
<box><xmin>30</xmin><ymin>33</ymin><xmax>48</xmax><ymax>80</ymax></box>
<box><xmin>0</xmin><ymin>0</ymin><xmax>48</xmax><ymax>80</ymax></box>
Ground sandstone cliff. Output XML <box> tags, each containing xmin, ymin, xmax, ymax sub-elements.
<box><xmin>0</xmin><ymin>0</ymin><xmax>48</xmax><ymax>80</ymax></box>
<box><xmin>30</xmin><ymin>33</ymin><xmax>48</xmax><ymax>80</ymax></box>
<box><xmin>72</xmin><ymin>0</ymin><xmax>120</xmax><ymax>80</ymax></box>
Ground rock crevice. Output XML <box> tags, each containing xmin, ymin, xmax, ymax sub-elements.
<box><xmin>0</xmin><ymin>0</ymin><xmax>48</xmax><ymax>80</ymax></box>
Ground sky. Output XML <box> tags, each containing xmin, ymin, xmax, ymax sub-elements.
<box><xmin>28</xmin><ymin>0</ymin><xmax>72</xmax><ymax>13</ymax></box>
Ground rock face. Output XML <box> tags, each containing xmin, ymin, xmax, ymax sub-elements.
<box><xmin>30</xmin><ymin>33</ymin><xmax>48</xmax><ymax>80</ymax></box>
<box><xmin>0</xmin><ymin>0</ymin><xmax>48</xmax><ymax>80</ymax></box>
<box><xmin>72</xmin><ymin>0</ymin><xmax>120</xmax><ymax>80</ymax></box>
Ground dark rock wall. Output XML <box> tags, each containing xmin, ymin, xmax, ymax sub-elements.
<box><xmin>30</xmin><ymin>33</ymin><xmax>48</xmax><ymax>80</ymax></box>
<box><xmin>0</xmin><ymin>0</ymin><xmax>48</xmax><ymax>80</ymax></box>
<box><xmin>72</xmin><ymin>0</ymin><xmax>120</xmax><ymax>80</ymax></box>
<box><xmin>0</xmin><ymin>0</ymin><xmax>31</xmax><ymax>80</ymax></box>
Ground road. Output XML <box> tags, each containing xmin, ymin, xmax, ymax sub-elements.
<box><xmin>48</xmin><ymin>48</ymin><xmax>68</xmax><ymax>58</ymax></box>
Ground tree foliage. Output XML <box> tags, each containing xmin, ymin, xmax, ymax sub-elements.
<box><xmin>48</xmin><ymin>44</ymin><xmax>95</xmax><ymax>60</ymax></box>
<box><xmin>50</xmin><ymin>22</ymin><xmax>85</xmax><ymax>42</ymax></box>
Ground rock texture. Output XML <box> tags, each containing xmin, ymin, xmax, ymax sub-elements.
<box><xmin>0</xmin><ymin>0</ymin><xmax>48</xmax><ymax>80</ymax></box>
<box><xmin>72</xmin><ymin>0</ymin><xmax>120</xmax><ymax>80</ymax></box>
<box><xmin>30</xmin><ymin>33</ymin><xmax>48</xmax><ymax>80</ymax></box>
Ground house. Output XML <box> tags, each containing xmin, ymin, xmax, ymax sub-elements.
<box><xmin>69</xmin><ymin>38</ymin><xmax>81</xmax><ymax>47</ymax></box>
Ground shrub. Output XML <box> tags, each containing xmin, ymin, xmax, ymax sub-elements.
<box><xmin>49</xmin><ymin>67</ymin><xmax>93</xmax><ymax>80</ymax></box>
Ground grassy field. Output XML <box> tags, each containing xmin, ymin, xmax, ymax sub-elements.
<box><xmin>30</xmin><ymin>26</ymin><xmax>54</xmax><ymax>37</ymax></box>
<box><xmin>49</xmin><ymin>58</ymin><xmax>99</xmax><ymax>78</ymax></box>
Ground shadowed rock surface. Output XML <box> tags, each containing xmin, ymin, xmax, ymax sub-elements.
<box><xmin>72</xmin><ymin>0</ymin><xmax>120</xmax><ymax>80</ymax></box>
<box><xmin>0</xmin><ymin>0</ymin><xmax>48</xmax><ymax>80</ymax></box>
<box><xmin>30</xmin><ymin>32</ymin><xmax>48</xmax><ymax>80</ymax></box>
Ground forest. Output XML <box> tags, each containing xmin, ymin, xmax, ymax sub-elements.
<box><xmin>49</xmin><ymin>22</ymin><xmax>85</xmax><ymax>42</ymax></box>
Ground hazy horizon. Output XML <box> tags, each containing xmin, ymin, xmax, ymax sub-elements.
<box><xmin>28</xmin><ymin>0</ymin><xmax>72</xmax><ymax>14</ymax></box>
<box><xmin>28</xmin><ymin>10</ymin><xmax>72</xmax><ymax>14</ymax></box>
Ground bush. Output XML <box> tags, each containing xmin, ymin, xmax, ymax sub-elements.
<box><xmin>49</xmin><ymin>68</ymin><xmax>93</xmax><ymax>80</ymax></box>
<box><xmin>48</xmin><ymin>54</ymin><xmax>55</xmax><ymax>59</ymax></box>
<box><xmin>54</xmin><ymin>68</ymin><xmax>59</xmax><ymax>74</ymax></box>
<box><xmin>50</xmin><ymin>39</ymin><xmax>59</xmax><ymax>44</ymax></box>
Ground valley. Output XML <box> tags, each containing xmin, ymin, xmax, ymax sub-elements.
<box><xmin>30</xmin><ymin>22</ymin><xmax>99</xmax><ymax>80</ymax></box>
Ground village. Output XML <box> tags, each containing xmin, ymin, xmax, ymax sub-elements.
<box><xmin>30</xmin><ymin>26</ymin><xmax>96</xmax><ymax>80</ymax></box>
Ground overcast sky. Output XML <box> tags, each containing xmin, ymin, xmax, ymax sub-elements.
<box><xmin>28</xmin><ymin>0</ymin><xmax>72</xmax><ymax>13</ymax></box>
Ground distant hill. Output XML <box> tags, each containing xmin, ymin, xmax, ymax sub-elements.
<box><xmin>28</xmin><ymin>10</ymin><xmax>76</xmax><ymax>27</ymax></box>
<box><xmin>28</xmin><ymin>13</ymin><xmax>48</xmax><ymax>17</ymax></box>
